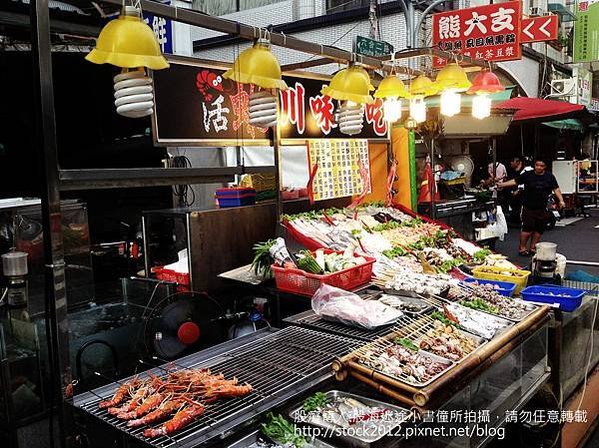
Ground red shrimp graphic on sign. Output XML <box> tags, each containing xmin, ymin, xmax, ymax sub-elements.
<box><xmin>195</xmin><ymin>69</ymin><xmax>233</xmax><ymax>102</ymax></box>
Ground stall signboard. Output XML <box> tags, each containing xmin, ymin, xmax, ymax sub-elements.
<box><xmin>152</xmin><ymin>59</ymin><xmax>389</xmax><ymax>146</ymax></box>
<box><xmin>574</xmin><ymin>0</ymin><xmax>599</xmax><ymax>62</ymax></box>
<box><xmin>143</xmin><ymin>1</ymin><xmax>173</xmax><ymax>54</ymax></box>
<box><xmin>589</xmin><ymin>97</ymin><xmax>599</xmax><ymax>112</ymax></box>
<box><xmin>278</xmin><ymin>77</ymin><xmax>388</xmax><ymax>143</ymax></box>
<box><xmin>432</xmin><ymin>1</ymin><xmax>522</xmax><ymax>67</ymax></box>
<box><xmin>355</xmin><ymin>36</ymin><xmax>394</xmax><ymax>57</ymax></box>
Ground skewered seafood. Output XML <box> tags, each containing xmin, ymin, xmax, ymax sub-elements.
<box><xmin>418</xmin><ymin>321</ymin><xmax>479</xmax><ymax>361</ymax></box>
<box><xmin>459</xmin><ymin>283</ymin><xmax>533</xmax><ymax>320</ymax></box>
<box><xmin>359</xmin><ymin>344</ymin><xmax>451</xmax><ymax>384</ymax></box>
<box><xmin>440</xmin><ymin>303</ymin><xmax>511</xmax><ymax>339</ymax></box>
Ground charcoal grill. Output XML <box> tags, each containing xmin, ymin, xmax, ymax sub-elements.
<box><xmin>73</xmin><ymin>327</ymin><xmax>360</xmax><ymax>448</ymax></box>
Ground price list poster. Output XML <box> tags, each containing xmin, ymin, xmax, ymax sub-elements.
<box><xmin>307</xmin><ymin>140</ymin><xmax>372</xmax><ymax>201</ymax></box>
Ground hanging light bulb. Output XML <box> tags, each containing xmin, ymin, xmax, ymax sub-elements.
<box><xmin>468</xmin><ymin>69</ymin><xmax>505</xmax><ymax>120</ymax></box>
<box><xmin>435</xmin><ymin>62</ymin><xmax>471</xmax><ymax>118</ymax></box>
<box><xmin>440</xmin><ymin>89</ymin><xmax>462</xmax><ymax>117</ymax></box>
<box><xmin>409</xmin><ymin>96</ymin><xmax>427</xmax><ymax>123</ymax></box>
<box><xmin>382</xmin><ymin>97</ymin><xmax>402</xmax><ymax>123</ymax></box>
<box><xmin>223</xmin><ymin>37</ymin><xmax>288</xmax><ymax>127</ymax></box>
<box><xmin>337</xmin><ymin>100</ymin><xmax>365</xmax><ymax>135</ymax></box>
<box><xmin>86</xmin><ymin>6</ymin><xmax>169</xmax><ymax>118</ymax></box>
<box><xmin>374</xmin><ymin>74</ymin><xmax>409</xmax><ymax>123</ymax></box>
<box><xmin>472</xmin><ymin>94</ymin><xmax>492</xmax><ymax>119</ymax></box>
<box><xmin>322</xmin><ymin>65</ymin><xmax>374</xmax><ymax>135</ymax></box>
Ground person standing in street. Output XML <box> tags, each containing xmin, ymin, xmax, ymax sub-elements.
<box><xmin>498</xmin><ymin>158</ymin><xmax>565</xmax><ymax>256</ymax></box>
<box><xmin>505</xmin><ymin>156</ymin><xmax>533</xmax><ymax>225</ymax></box>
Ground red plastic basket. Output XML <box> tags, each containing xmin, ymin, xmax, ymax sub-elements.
<box><xmin>272</xmin><ymin>252</ymin><xmax>375</xmax><ymax>297</ymax></box>
<box><xmin>154</xmin><ymin>266</ymin><xmax>190</xmax><ymax>291</ymax></box>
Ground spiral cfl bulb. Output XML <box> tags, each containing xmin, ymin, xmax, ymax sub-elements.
<box><xmin>248</xmin><ymin>90</ymin><xmax>278</xmax><ymax>128</ymax></box>
<box><xmin>409</xmin><ymin>97</ymin><xmax>427</xmax><ymax>123</ymax></box>
<box><xmin>440</xmin><ymin>90</ymin><xmax>461</xmax><ymax>117</ymax></box>
<box><xmin>383</xmin><ymin>98</ymin><xmax>402</xmax><ymax>123</ymax></box>
<box><xmin>472</xmin><ymin>94</ymin><xmax>492</xmax><ymax>119</ymax></box>
<box><xmin>113</xmin><ymin>68</ymin><xmax>154</xmax><ymax>118</ymax></box>
<box><xmin>337</xmin><ymin>101</ymin><xmax>364</xmax><ymax>135</ymax></box>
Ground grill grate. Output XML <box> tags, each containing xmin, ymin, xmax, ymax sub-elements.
<box><xmin>74</xmin><ymin>327</ymin><xmax>360</xmax><ymax>448</ymax></box>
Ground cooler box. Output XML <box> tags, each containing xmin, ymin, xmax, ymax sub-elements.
<box><xmin>521</xmin><ymin>284</ymin><xmax>586</xmax><ymax>312</ymax></box>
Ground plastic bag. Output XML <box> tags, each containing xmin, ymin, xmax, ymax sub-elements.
<box><xmin>495</xmin><ymin>206</ymin><xmax>508</xmax><ymax>241</ymax></box>
<box><xmin>311</xmin><ymin>284</ymin><xmax>403</xmax><ymax>330</ymax></box>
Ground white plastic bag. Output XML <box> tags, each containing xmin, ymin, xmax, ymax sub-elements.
<box><xmin>311</xmin><ymin>284</ymin><xmax>403</xmax><ymax>329</ymax></box>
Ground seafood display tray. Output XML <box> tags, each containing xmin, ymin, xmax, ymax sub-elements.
<box><xmin>73</xmin><ymin>327</ymin><xmax>361</xmax><ymax>448</ymax></box>
<box><xmin>289</xmin><ymin>390</ymin><xmax>410</xmax><ymax>447</ymax></box>
<box><xmin>457</xmin><ymin>298</ymin><xmax>538</xmax><ymax>324</ymax></box>
<box><xmin>376</xmin><ymin>294</ymin><xmax>434</xmax><ymax>317</ymax></box>
<box><xmin>227</xmin><ymin>429</ymin><xmax>337</xmax><ymax>448</ymax></box>
<box><xmin>407</xmin><ymin>327</ymin><xmax>488</xmax><ymax>364</ymax></box>
<box><xmin>356</xmin><ymin>347</ymin><xmax>455</xmax><ymax>388</ymax></box>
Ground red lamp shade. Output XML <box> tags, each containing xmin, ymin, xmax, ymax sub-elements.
<box><xmin>468</xmin><ymin>71</ymin><xmax>505</xmax><ymax>94</ymax></box>
<box><xmin>177</xmin><ymin>321</ymin><xmax>200</xmax><ymax>345</ymax></box>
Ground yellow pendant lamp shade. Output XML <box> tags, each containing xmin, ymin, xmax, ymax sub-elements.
<box><xmin>223</xmin><ymin>41</ymin><xmax>288</xmax><ymax>90</ymax></box>
<box><xmin>374</xmin><ymin>75</ymin><xmax>410</xmax><ymax>99</ymax></box>
<box><xmin>410</xmin><ymin>75</ymin><xmax>438</xmax><ymax>97</ymax></box>
<box><xmin>321</xmin><ymin>66</ymin><xmax>374</xmax><ymax>104</ymax></box>
<box><xmin>86</xmin><ymin>7</ymin><xmax>169</xmax><ymax>70</ymax></box>
<box><xmin>435</xmin><ymin>63</ymin><xmax>472</xmax><ymax>92</ymax></box>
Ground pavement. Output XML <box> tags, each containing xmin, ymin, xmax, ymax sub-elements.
<box><xmin>495</xmin><ymin>207</ymin><xmax>599</xmax><ymax>277</ymax></box>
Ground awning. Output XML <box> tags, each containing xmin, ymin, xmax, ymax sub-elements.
<box><xmin>495</xmin><ymin>97</ymin><xmax>586</xmax><ymax>122</ymax></box>
<box><xmin>542</xmin><ymin>118</ymin><xmax>584</xmax><ymax>131</ymax></box>
<box><xmin>548</xmin><ymin>3</ymin><xmax>577</xmax><ymax>22</ymax></box>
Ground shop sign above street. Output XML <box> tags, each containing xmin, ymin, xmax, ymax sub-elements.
<box><xmin>143</xmin><ymin>0</ymin><xmax>173</xmax><ymax>54</ymax></box>
<box><xmin>589</xmin><ymin>98</ymin><xmax>599</xmax><ymax>112</ymax></box>
<box><xmin>151</xmin><ymin>59</ymin><xmax>389</xmax><ymax>146</ymax></box>
<box><xmin>520</xmin><ymin>14</ymin><xmax>559</xmax><ymax>43</ymax></box>
<box><xmin>355</xmin><ymin>36</ymin><xmax>394</xmax><ymax>57</ymax></box>
<box><xmin>432</xmin><ymin>1</ymin><xmax>522</xmax><ymax>67</ymax></box>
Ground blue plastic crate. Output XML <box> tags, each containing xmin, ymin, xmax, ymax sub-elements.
<box><xmin>521</xmin><ymin>284</ymin><xmax>586</xmax><ymax>312</ymax></box>
<box><xmin>216</xmin><ymin>196</ymin><xmax>256</xmax><ymax>208</ymax></box>
<box><xmin>462</xmin><ymin>277</ymin><xmax>517</xmax><ymax>297</ymax></box>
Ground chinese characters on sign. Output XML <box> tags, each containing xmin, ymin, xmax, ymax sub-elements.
<box><xmin>143</xmin><ymin>9</ymin><xmax>173</xmax><ymax>54</ymax></box>
<box><xmin>308</xmin><ymin>140</ymin><xmax>372</xmax><ymax>201</ymax></box>
<box><xmin>355</xmin><ymin>35</ymin><xmax>394</xmax><ymax>57</ymax></box>
<box><xmin>152</xmin><ymin>62</ymin><xmax>389</xmax><ymax>145</ymax></box>
<box><xmin>574</xmin><ymin>0</ymin><xmax>599</xmax><ymax>63</ymax></box>
<box><xmin>432</xmin><ymin>1</ymin><xmax>522</xmax><ymax>67</ymax></box>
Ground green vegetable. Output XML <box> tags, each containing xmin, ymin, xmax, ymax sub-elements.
<box><xmin>383</xmin><ymin>246</ymin><xmax>407</xmax><ymax>259</ymax></box>
<box><xmin>261</xmin><ymin>413</ymin><xmax>306</xmax><ymax>448</ymax></box>
<box><xmin>473</xmin><ymin>249</ymin><xmax>492</xmax><ymax>263</ymax></box>
<box><xmin>251</xmin><ymin>239</ymin><xmax>277</xmax><ymax>279</ymax></box>
<box><xmin>297</xmin><ymin>251</ymin><xmax>323</xmax><ymax>274</ymax></box>
<box><xmin>302</xmin><ymin>392</ymin><xmax>329</xmax><ymax>412</ymax></box>
<box><xmin>431</xmin><ymin>311</ymin><xmax>460</xmax><ymax>328</ymax></box>
<box><xmin>461</xmin><ymin>298</ymin><xmax>499</xmax><ymax>315</ymax></box>
<box><xmin>395</xmin><ymin>338</ymin><xmax>419</xmax><ymax>352</ymax></box>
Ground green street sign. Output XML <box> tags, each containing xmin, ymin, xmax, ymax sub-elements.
<box><xmin>574</xmin><ymin>0</ymin><xmax>599</xmax><ymax>63</ymax></box>
<box><xmin>356</xmin><ymin>36</ymin><xmax>394</xmax><ymax>57</ymax></box>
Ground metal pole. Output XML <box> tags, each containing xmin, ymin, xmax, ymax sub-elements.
<box><xmin>30</xmin><ymin>0</ymin><xmax>71</xmax><ymax>446</ymax></box>
<box><xmin>431</xmin><ymin>137</ymin><xmax>436</xmax><ymax>220</ymax></box>
<box><xmin>273</xmin><ymin>118</ymin><xmax>283</xmax><ymax>236</ymax></box>
<box><xmin>412</xmin><ymin>0</ymin><xmax>448</xmax><ymax>49</ymax></box>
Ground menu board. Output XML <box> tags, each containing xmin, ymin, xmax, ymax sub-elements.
<box><xmin>308</xmin><ymin>140</ymin><xmax>371</xmax><ymax>201</ymax></box>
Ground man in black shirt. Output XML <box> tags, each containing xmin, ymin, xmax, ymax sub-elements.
<box><xmin>498</xmin><ymin>159</ymin><xmax>565</xmax><ymax>256</ymax></box>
